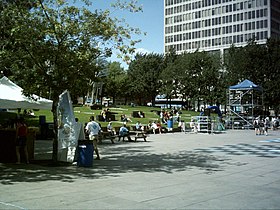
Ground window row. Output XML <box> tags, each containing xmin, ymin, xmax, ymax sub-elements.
<box><xmin>165</xmin><ymin>0</ymin><xmax>267</xmax><ymax>10</ymax></box>
<box><xmin>165</xmin><ymin>22</ymin><xmax>268</xmax><ymax>43</ymax></box>
<box><xmin>166</xmin><ymin>19</ymin><xmax>268</xmax><ymax>35</ymax></box>
<box><xmin>166</xmin><ymin>8</ymin><xmax>267</xmax><ymax>25</ymax></box>
<box><xmin>165</xmin><ymin>31</ymin><xmax>268</xmax><ymax>52</ymax></box>
<box><xmin>165</xmin><ymin>0</ymin><xmax>268</xmax><ymax>16</ymax></box>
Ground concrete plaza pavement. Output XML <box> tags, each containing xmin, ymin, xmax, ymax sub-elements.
<box><xmin>1</xmin><ymin>129</ymin><xmax>280</xmax><ymax>209</ymax></box>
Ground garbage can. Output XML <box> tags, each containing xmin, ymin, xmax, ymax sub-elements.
<box><xmin>167</xmin><ymin>119</ymin><xmax>173</xmax><ymax>131</ymax></box>
<box><xmin>77</xmin><ymin>140</ymin><xmax>94</xmax><ymax>167</ymax></box>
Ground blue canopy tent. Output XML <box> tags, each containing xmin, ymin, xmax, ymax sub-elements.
<box><xmin>229</xmin><ymin>79</ymin><xmax>262</xmax><ymax>91</ymax></box>
<box><xmin>227</xmin><ymin>79</ymin><xmax>263</xmax><ymax>129</ymax></box>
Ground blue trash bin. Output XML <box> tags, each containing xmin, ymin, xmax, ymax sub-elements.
<box><xmin>78</xmin><ymin>140</ymin><xmax>93</xmax><ymax>167</ymax></box>
<box><xmin>167</xmin><ymin>119</ymin><xmax>173</xmax><ymax>131</ymax></box>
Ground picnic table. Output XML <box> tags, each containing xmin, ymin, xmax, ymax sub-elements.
<box><xmin>134</xmin><ymin>130</ymin><xmax>147</xmax><ymax>142</ymax></box>
<box><xmin>130</xmin><ymin>126</ymin><xmax>148</xmax><ymax>142</ymax></box>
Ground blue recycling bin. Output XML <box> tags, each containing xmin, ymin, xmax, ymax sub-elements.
<box><xmin>78</xmin><ymin>140</ymin><xmax>94</xmax><ymax>167</ymax></box>
<box><xmin>167</xmin><ymin>119</ymin><xmax>173</xmax><ymax>131</ymax></box>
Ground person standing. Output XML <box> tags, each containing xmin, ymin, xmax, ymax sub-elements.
<box><xmin>15</xmin><ymin>117</ymin><xmax>29</xmax><ymax>164</ymax></box>
<box><xmin>85</xmin><ymin>116</ymin><xmax>101</xmax><ymax>160</ymax></box>
<box><xmin>259</xmin><ymin>117</ymin><xmax>265</xmax><ymax>135</ymax></box>
<box><xmin>264</xmin><ymin>117</ymin><xmax>270</xmax><ymax>136</ymax></box>
<box><xmin>253</xmin><ymin>117</ymin><xmax>260</xmax><ymax>135</ymax></box>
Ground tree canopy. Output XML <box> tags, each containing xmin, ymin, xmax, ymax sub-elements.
<box><xmin>0</xmin><ymin>0</ymin><xmax>144</xmax><ymax>161</ymax></box>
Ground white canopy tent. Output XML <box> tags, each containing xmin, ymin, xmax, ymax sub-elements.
<box><xmin>0</xmin><ymin>76</ymin><xmax>52</xmax><ymax>110</ymax></box>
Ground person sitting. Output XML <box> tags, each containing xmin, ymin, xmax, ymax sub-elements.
<box><xmin>107</xmin><ymin>121</ymin><xmax>115</xmax><ymax>135</ymax></box>
<box><xmin>106</xmin><ymin>121</ymin><xmax>115</xmax><ymax>144</ymax></box>
<box><xmin>118</xmin><ymin>124</ymin><xmax>132</xmax><ymax>142</ymax></box>
<box><xmin>138</xmin><ymin>111</ymin><xmax>144</xmax><ymax>118</ymax></box>
<box><xmin>100</xmin><ymin>109</ymin><xmax>107</xmax><ymax>122</ymax></box>
<box><xmin>135</xmin><ymin>121</ymin><xmax>144</xmax><ymax>131</ymax></box>
<box><xmin>121</xmin><ymin>114</ymin><xmax>132</xmax><ymax>124</ymax></box>
<box><xmin>151</xmin><ymin>121</ymin><xmax>162</xmax><ymax>134</ymax></box>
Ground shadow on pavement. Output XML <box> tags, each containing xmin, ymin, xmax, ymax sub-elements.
<box><xmin>0</xmin><ymin>144</ymin><xmax>230</xmax><ymax>185</ymax></box>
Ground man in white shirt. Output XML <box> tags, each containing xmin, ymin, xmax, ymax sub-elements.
<box><xmin>85</xmin><ymin>116</ymin><xmax>101</xmax><ymax>160</ymax></box>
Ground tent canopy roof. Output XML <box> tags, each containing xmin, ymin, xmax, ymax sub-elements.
<box><xmin>229</xmin><ymin>79</ymin><xmax>262</xmax><ymax>91</ymax></box>
<box><xmin>0</xmin><ymin>76</ymin><xmax>52</xmax><ymax>110</ymax></box>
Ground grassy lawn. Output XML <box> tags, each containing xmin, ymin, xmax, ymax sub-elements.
<box><xmin>25</xmin><ymin>105</ymin><xmax>200</xmax><ymax>128</ymax></box>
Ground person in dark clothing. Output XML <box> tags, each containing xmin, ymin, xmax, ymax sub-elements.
<box><xmin>15</xmin><ymin>117</ymin><xmax>29</xmax><ymax>164</ymax></box>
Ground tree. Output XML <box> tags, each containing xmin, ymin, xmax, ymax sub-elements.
<box><xmin>103</xmin><ymin>61</ymin><xmax>127</xmax><ymax>105</ymax></box>
<box><xmin>1</xmin><ymin>0</ymin><xmax>143</xmax><ymax>162</ymax></box>
<box><xmin>176</xmin><ymin>51</ymin><xmax>222</xmax><ymax>111</ymax></box>
<box><xmin>127</xmin><ymin>53</ymin><xmax>165</xmax><ymax>105</ymax></box>
<box><xmin>264</xmin><ymin>38</ymin><xmax>280</xmax><ymax>116</ymax></box>
<box><xmin>157</xmin><ymin>48</ymin><xmax>180</xmax><ymax>108</ymax></box>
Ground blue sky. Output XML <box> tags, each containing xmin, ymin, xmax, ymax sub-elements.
<box><xmin>89</xmin><ymin>0</ymin><xmax>164</xmax><ymax>66</ymax></box>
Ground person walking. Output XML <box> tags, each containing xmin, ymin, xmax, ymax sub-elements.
<box><xmin>85</xmin><ymin>116</ymin><xmax>101</xmax><ymax>160</ymax></box>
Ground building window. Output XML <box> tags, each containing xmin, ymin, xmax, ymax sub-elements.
<box><xmin>264</xmin><ymin>31</ymin><xmax>268</xmax><ymax>39</ymax></box>
<box><xmin>264</xmin><ymin>9</ymin><xmax>267</xmax><ymax>17</ymax></box>
<box><xmin>249</xmin><ymin>11</ymin><xmax>252</xmax><ymax>19</ymax></box>
<box><xmin>264</xmin><ymin>20</ymin><xmax>267</xmax><ymax>28</ymax></box>
<box><xmin>252</xmin><ymin>22</ymin><xmax>255</xmax><ymax>30</ymax></box>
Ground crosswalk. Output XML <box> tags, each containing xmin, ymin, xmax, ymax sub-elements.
<box><xmin>195</xmin><ymin>142</ymin><xmax>280</xmax><ymax>158</ymax></box>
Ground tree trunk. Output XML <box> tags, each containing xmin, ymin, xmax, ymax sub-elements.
<box><xmin>52</xmin><ymin>96</ymin><xmax>59</xmax><ymax>163</ymax></box>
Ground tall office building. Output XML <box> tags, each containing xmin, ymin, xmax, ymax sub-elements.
<box><xmin>164</xmin><ymin>0</ymin><xmax>280</xmax><ymax>54</ymax></box>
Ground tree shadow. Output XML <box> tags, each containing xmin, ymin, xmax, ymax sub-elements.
<box><xmin>0</xmin><ymin>141</ymin><xmax>231</xmax><ymax>185</ymax></box>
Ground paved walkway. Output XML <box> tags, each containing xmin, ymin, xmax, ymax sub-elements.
<box><xmin>1</xmin><ymin>130</ymin><xmax>280</xmax><ymax>209</ymax></box>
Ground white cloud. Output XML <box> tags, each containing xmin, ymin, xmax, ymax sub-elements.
<box><xmin>134</xmin><ymin>48</ymin><xmax>151</xmax><ymax>55</ymax></box>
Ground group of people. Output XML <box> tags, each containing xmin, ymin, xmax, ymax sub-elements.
<box><xmin>253</xmin><ymin>116</ymin><xmax>270</xmax><ymax>136</ymax></box>
<box><xmin>84</xmin><ymin>116</ymin><xmax>135</xmax><ymax>160</ymax></box>
<box><xmin>100</xmin><ymin>108</ymin><xmax>112</xmax><ymax>122</ymax></box>
<box><xmin>147</xmin><ymin>120</ymin><xmax>167</xmax><ymax>134</ymax></box>
<box><xmin>159</xmin><ymin>108</ymin><xmax>181</xmax><ymax>124</ymax></box>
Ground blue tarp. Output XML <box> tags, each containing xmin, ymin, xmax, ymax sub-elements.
<box><xmin>229</xmin><ymin>79</ymin><xmax>262</xmax><ymax>91</ymax></box>
<box><xmin>207</xmin><ymin>106</ymin><xmax>222</xmax><ymax>117</ymax></box>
